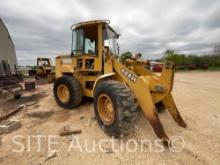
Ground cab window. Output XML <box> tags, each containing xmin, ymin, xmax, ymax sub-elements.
<box><xmin>85</xmin><ymin>38</ymin><xmax>95</xmax><ymax>54</ymax></box>
<box><xmin>71</xmin><ymin>25</ymin><xmax>98</xmax><ymax>56</ymax></box>
<box><xmin>72</xmin><ymin>28</ymin><xmax>84</xmax><ymax>55</ymax></box>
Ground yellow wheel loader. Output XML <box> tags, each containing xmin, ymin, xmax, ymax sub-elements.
<box><xmin>29</xmin><ymin>58</ymin><xmax>55</xmax><ymax>83</ymax></box>
<box><xmin>53</xmin><ymin>20</ymin><xmax>186</xmax><ymax>144</ymax></box>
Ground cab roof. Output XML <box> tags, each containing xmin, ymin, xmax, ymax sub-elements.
<box><xmin>71</xmin><ymin>19</ymin><xmax>119</xmax><ymax>37</ymax></box>
<box><xmin>71</xmin><ymin>20</ymin><xmax>110</xmax><ymax>30</ymax></box>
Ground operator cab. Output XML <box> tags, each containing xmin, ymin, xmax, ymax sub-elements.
<box><xmin>37</xmin><ymin>58</ymin><xmax>52</xmax><ymax>70</ymax></box>
<box><xmin>70</xmin><ymin>20</ymin><xmax>119</xmax><ymax>72</ymax></box>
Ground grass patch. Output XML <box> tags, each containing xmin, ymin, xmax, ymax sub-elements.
<box><xmin>207</xmin><ymin>66</ymin><xmax>220</xmax><ymax>71</ymax></box>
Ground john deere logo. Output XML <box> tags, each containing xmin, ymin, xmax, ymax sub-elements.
<box><xmin>121</xmin><ymin>68</ymin><xmax>137</xmax><ymax>83</ymax></box>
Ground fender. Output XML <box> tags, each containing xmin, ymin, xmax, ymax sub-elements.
<box><xmin>93</xmin><ymin>72</ymin><xmax>116</xmax><ymax>94</ymax></box>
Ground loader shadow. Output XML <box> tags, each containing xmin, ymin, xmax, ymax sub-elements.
<box><xmin>81</xmin><ymin>97</ymin><xmax>94</xmax><ymax>105</ymax></box>
<box><xmin>53</xmin><ymin>97</ymin><xmax>94</xmax><ymax>122</ymax></box>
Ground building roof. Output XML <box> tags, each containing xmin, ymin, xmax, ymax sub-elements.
<box><xmin>0</xmin><ymin>17</ymin><xmax>15</xmax><ymax>48</ymax></box>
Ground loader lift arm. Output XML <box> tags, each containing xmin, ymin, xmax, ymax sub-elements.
<box><xmin>112</xmin><ymin>58</ymin><xmax>186</xmax><ymax>144</ymax></box>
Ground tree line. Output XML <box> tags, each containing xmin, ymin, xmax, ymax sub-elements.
<box><xmin>161</xmin><ymin>49</ymin><xmax>220</xmax><ymax>67</ymax></box>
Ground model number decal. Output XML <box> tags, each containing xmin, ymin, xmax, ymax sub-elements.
<box><xmin>121</xmin><ymin>68</ymin><xmax>137</xmax><ymax>83</ymax></box>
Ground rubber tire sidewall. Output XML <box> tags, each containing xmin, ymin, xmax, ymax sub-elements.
<box><xmin>53</xmin><ymin>76</ymin><xmax>82</xmax><ymax>109</ymax></box>
<box><xmin>94</xmin><ymin>81</ymin><xmax>138</xmax><ymax>137</ymax></box>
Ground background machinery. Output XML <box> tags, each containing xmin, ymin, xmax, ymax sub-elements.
<box><xmin>29</xmin><ymin>57</ymin><xmax>55</xmax><ymax>82</ymax></box>
<box><xmin>53</xmin><ymin>20</ymin><xmax>187</xmax><ymax>144</ymax></box>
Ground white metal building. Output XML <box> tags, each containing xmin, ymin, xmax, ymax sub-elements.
<box><xmin>0</xmin><ymin>18</ymin><xmax>17</xmax><ymax>74</ymax></box>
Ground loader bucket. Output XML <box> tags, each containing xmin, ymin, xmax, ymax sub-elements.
<box><xmin>113</xmin><ymin>60</ymin><xmax>187</xmax><ymax>144</ymax></box>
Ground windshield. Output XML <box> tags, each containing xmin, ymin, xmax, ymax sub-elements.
<box><xmin>103</xmin><ymin>25</ymin><xmax>119</xmax><ymax>55</ymax></box>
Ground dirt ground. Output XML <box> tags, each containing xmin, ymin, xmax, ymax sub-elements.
<box><xmin>0</xmin><ymin>71</ymin><xmax>220</xmax><ymax>165</ymax></box>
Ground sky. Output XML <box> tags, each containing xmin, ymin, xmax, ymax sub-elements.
<box><xmin>0</xmin><ymin>0</ymin><xmax>220</xmax><ymax>65</ymax></box>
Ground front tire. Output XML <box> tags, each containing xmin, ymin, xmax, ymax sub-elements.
<box><xmin>53</xmin><ymin>76</ymin><xmax>83</xmax><ymax>109</ymax></box>
<box><xmin>94</xmin><ymin>80</ymin><xmax>139</xmax><ymax>137</ymax></box>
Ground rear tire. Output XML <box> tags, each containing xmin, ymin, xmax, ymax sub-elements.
<box><xmin>94</xmin><ymin>80</ymin><xmax>138</xmax><ymax>137</ymax></box>
<box><xmin>53</xmin><ymin>76</ymin><xmax>83</xmax><ymax>109</ymax></box>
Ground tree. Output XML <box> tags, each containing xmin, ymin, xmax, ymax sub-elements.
<box><xmin>163</xmin><ymin>49</ymin><xmax>187</xmax><ymax>66</ymax></box>
<box><xmin>165</xmin><ymin>49</ymin><xmax>175</xmax><ymax>56</ymax></box>
<box><xmin>213</xmin><ymin>43</ymin><xmax>220</xmax><ymax>55</ymax></box>
<box><xmin>120</xmin><ymin>51</ymin><xmax>132</xmax><ymax>62</ymax></box>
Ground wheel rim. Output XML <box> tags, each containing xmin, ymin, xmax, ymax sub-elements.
<box><xmin>57</xmin><ymin>84</ymin><xmax>70</xmax><ymax>103</ymax></box>
<box><xmin>97</xmin><ymin>94</ymin><xmax>115</xmax><ymax>125</ymax></box>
